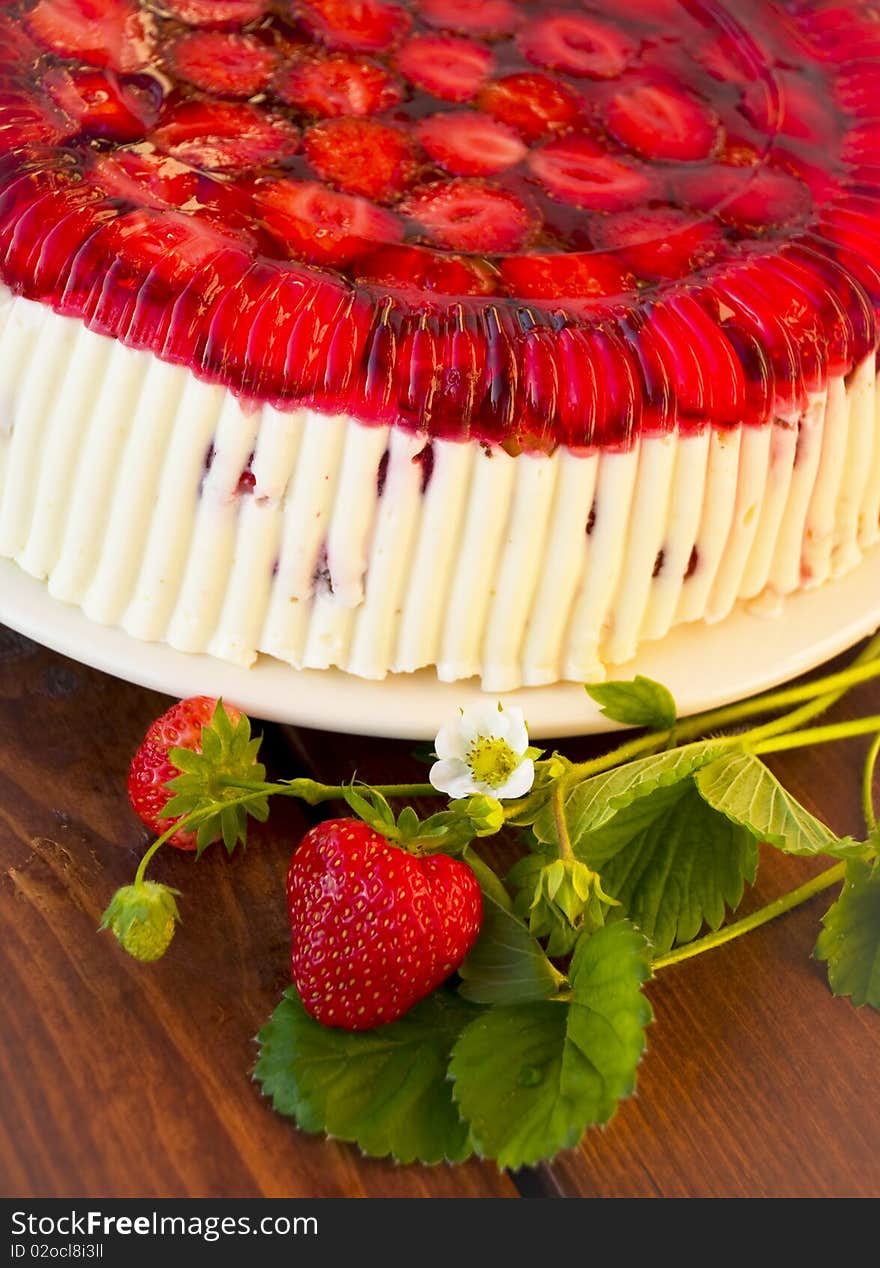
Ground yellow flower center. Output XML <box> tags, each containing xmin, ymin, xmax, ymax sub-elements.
<box><xmin>467</xmin><ymin>736</ymin><xmax>519</xmax><ymax>788</ymax></box>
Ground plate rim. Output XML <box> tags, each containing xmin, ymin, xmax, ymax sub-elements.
<box><xmin>1</xmin><ymin>555</ymin><xmax>879</xmax><ymax>739</ymax></box>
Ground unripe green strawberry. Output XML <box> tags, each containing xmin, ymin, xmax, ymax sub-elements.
<box><xmin>100</xmin><ymin>881</ymin><xmax>181</xmax><ymax>962</ymax></box>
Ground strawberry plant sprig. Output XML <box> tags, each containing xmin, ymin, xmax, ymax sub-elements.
<box><xmin>101</xmin><ymin>638</ymin><xmax>880</xmax><ymax>1167</ymax></box>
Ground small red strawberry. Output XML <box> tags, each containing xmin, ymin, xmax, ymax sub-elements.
<box><xmin>402</xmin><ymin>178</ymin><xmax>536</xmax><ymax>252</ymax></box>
<box><xmin>25</xmin><ymin>0</ymin><xmax>154</xmax><ymax>74</ymax></box>
<box><xmin>298</xmin><ymin>0</ymin><xmax>410</xmax><ymax>53</ymax></box>
<box><xmin>304</xmin><ymin>117</ymin><xmax>419</xmax><ymax>202</ymax></box>
<box><xmin>604</xmin><ymin>80</ymin><xmax>719</xmax><ymax>161</ymax></box>
<box><xmin>273</xmin><ymin>53</ymin><xmax>403</xmax><ymax>117</ymax></box>
<box><xmin>44</xmin><ymin>67</ymin><xmax>160</xmax><ymax>142</ymax></box>
<box><xmin>287</xmin><ymin>818</ymin><xmax>482</xmax><ymax>1030</ymax></box>
<box><xmin>152</xmin><ymin>100</ymin><xmax>300</xmax><ymax>171</ymax></box>
<box><xmin>417</xmin><ymin>111</ymin><xmax>527</xmax><ymax>177</ymax></box>
<box><xmin>528</xmin><ymin>136</ymin><xmax>651</xmax><ymax>211</ymax></box>
<box><xmin>127</xmin><ymin>696</ymin><xmax>245</xmax><ymax>851</ymax></box>
<box><xmin>256</xmin><ymin>178</ymin><xmax>404</xmax><ymax>265</ymax></box>
<box><xmin>477</xmin><ymin>72</ymin><xmax>584</xmax><ymax>142</ymax></box>
<box><xmin>418</xmin><ymin>0</ymin><xmax>520</xmax><ymax>38</ymax></box>
<box><xmin>395</xmin><ymin>33</ymin><xmax>493</xmax><ymax>102</ymax></box>
<box><xmin>167</xmin><ymin>31</ymin><xmax>278</xmax><ymax>98</ymax></box>
<box><xmin>517</xmin><ymin>12</ymin><xmax>633</xmax><ymax>79</ymax></box>
<box><xmin>163</xmin><ymin>0</ymin><xmax>268</xmax><ymax>25</ymax></box>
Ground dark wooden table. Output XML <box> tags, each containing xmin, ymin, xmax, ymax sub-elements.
<box><xmin>1</xmin><ymin>624</ymin><xmax>878</xmax><ymax>1199</ymax></box>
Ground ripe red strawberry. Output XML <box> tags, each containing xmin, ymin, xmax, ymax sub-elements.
<box><xmin>527</xmin><ymin>136</ymin><xmax>651</xmax><ymax>211</ymax></box>
<box><xmin>499</xmin><ymin>250</ymin><xmax>633</xmax><ymax>304</ymax></box>
<box><xmin>167</xmin><ymin>31</ymin><xmax>278</xmax><ymax>98</ymax></box>
<box><xmin>589</xmin><ymin>206</ymin><xmax>724</xmax><ymax>280</ymax></box>
<box><xmin>353</xmin><ymin>242</ymin><xmax>498</xmax><ymax>295</ymax></box>
<box><xmin>273</xmin><ymin>53</ymin><xmax>403</xmax><ymax>117</ymax></box>
<box><xmin>25</xmin><ymin>0</ymin><xmax>154</xmax><ymax>74</ymax></box>
<box><xmin>304</xmin><ymin>117</ymin><xmax>418</xmax><ymax>202</ymax></box>
<box><xmin>152</xmin><ymin>100</ymin><xmax>300</xmax><ymax>170</ymax></box>
<box><xmin>417</xmin><ymin>0</ymin><xmax>520</xmax><ymax>38</ymax></box>
<box><xmin>402</xmin><ymin>178</ymin><xmax>536</xmax><ymax>252</ymax></box>
<box><xmin>417</xmin><ymin>111</ymin><xmax>527</xmax><ymax>176</ymax></box>
<box><xmin>163</xmin><ymin>0</ymin><xmax>268</xmax><ymax>24</ymax></box>
<box><xmin>395</xmin><ymin>33</ymin><xmax>493</xmax><ymax>102</ymax></box>
<box><xmin>517</xmin><ymin>12</ymin><xmax>633</xmax><ymax>79</ymax></box>
<box><xmin>256</xmin><ymin>178</ymin><xmax>403</xmax><ymax>265</ymax></box>
<box><xmin>287</xmin><ymin>818</ymin><xmax>482</xmax><ymax>1030</ymax></box>
<box><xmin>605</xmin><ymin>80</ymin><xmax>719</xmax><ymax>162</ymax></box>
<box><xmin>128</xmin><ymin>696</ymin><xmax>244</xmax><ymax>851</ymax></box>
<box><xmin>477</xmin><ymin>72</ymin><xmax>584</xmax><ymax>142</ymax></box>
<box><xmin>298</xmin><ymin>0</ymin><xmax>410</xmax><ymax>53</ymax></box>
<box><xmin>44</xmin><ymin>67</ymin><xmax>160</xmax><ymax>142</ymax></box>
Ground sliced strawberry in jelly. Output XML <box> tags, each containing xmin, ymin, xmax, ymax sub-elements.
<box><xmin>717</xmin><ymin>133</ymin><xmax>763</xmax><ymax>169</ymax></box>
<box><xmin>44</xmin><ymin>67</ymin><xmax>160</xmax><ymax>142</ymax></box>
<box><xmin>167</xmin><ymin>32</ymin><xmax>278</xmax><ymax>99</ymax></box>
<box><xmin>590</xmin><ymin>206</ymin><xmax>724</xmax><ymax>280</ymax></box>
<box><xmin>477</xmin><ymin>72</ymin><xmax>584</xmax><ymax>142</ymax></box>
<box><xmin>304</xmin><ymin>117</ymin><xmax>418</xmax><ymax>203</ymax></box>
<box><xmin>255</xmin><ymin>178</ymin><xmax>403</xmax><ymax>266</ymax></box>
<box><xmin>105</xmin><ymin>206</ymin><xmax>244</xmax><ymax>287</ymax></box>
<box><xmin>395</xmin><ymin>34</ymin><xmax>493</xmax><ymax>102</ymax></box>
<box><xmin>273</xmin><ymin>53</ymin><xmax>403</xmax><ymax>117</ymax></box>
<box><xmin>152</xmin><ymin>100</ymin><xmax>300</xmax><ymax>171</ymax></box>
<box><xmin>25</xmin><ymin>0</ymin><xmax>155</xmax><ymax>74</ymax></box>
<box><xmin>605</xmin><ymin>80</ymin><xmax>719</xmax><ymax>161</ymax></box>
<box><xmin>298</xmin><ymin>0</ymin><xmax>410</xmax><ymax>54</ymax></box>
<box><xmin>163</xmin><ymin>1</ymin><xmax>269</xmax><ymax>26</ymax></box>
<box><xmin>741</xmin><ymin>74</ymin><xmax>838</xmax><ymax>148</ymax></box>
<box><xmin>417</xmin><ymin>111</ymin><xmax>527</xmax><ymax>177</ymax></box>
<box><xmin>499</xmin><ymin>251</ymin><xmax>633</xmax><ymax>305</ymax></box>
<box><xmin>681</xmin><ymin>164</ymin><xmax>811</xmax><ymax>230</ymax></box>
<box><xmin>527</xmin><ymin>136</ymin><xmax>651</xmax><ymax>211</ymax></box>
<box><xmin>0</xmin><ymin>88</ymin><xmax>72</xmax><ymax>148</ymax></box>
<box><xmin>417</xmin><ymin>0</ymin><xmax>520</xmax><ymax>39</ymax></box>
<box><xmin>90</xmin><ymin>148</ymin><xmax>199</xmax><ymax>210</ymax></box>
<box><xmin>353</xmin><ymin>242</ymin><xmax>498</xmax><ymax>295</ymax></box>
<box><xmin>0</xmin><ymin>14</ymin><xmax>40</xmax><ymax>66</ymax></box>
<box><xmin>401</xmin><ymin>178</ymin><xmax>535</xmax><ymax>252</ymax></box>
<box><xmin>517</xmin><ymin>12</ymin><xmax>633</xmax><ymax>79</ymax></box>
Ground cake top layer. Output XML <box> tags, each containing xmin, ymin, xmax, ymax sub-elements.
<box><xmin>0</xmin><ymin>0</ymin><xmax>879</xmax><ymax>448</ymax></box>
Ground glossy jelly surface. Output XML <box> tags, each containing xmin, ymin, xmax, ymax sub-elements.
<box><xmin>1</xmin><ymin>0</ymin><xmax>879</xmax><ymax>447</ymax></box>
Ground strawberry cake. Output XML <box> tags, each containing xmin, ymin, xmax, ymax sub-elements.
<box><xmin>0</xmin><ymin>0</ymin><xmax>879</xmax><ymax>690</ymax></box>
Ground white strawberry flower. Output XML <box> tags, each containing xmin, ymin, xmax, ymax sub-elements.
<box><xmin>430</xmin><ymin>702</ymin><xmax>535</xmax><ymax>801</ymax></box>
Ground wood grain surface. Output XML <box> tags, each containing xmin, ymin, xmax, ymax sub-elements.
<box><xmin>0</xmin><ymin>625</ymin><xmax>878</xmax><ymax>1198</ymax></box>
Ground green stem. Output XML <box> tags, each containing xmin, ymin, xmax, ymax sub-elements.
<box><xmin>552</xmin><ymin>783</ymin><xmax>574</xmax><ymax>861</ymax></box>
<box><xmin>863</xmin><ymin>733</ymin><xmax>880</xmax><ymax>835</ymax></box>
<box><xmin>221</xmin><ymin>777</ymin><xmax>439</xmax><ymax>803</ymax></box>
<box><xmin>751</xmin><ymin>714</ymin><xmax>880</xmax><ymax>756</ymax></box>
<box><xmin>652</xmin><ymin>862</ymin><xmax>846</xmax><ymax>970</ymax></box>
<box><xmin>133</xmin><ymin>787</ymin><xmax>280</xmax><ymax>886</ymax></box>
<box><xmin>567</xmin><ymin>632</ymin><xmax>880</xmax><ymax>783</ymax></box>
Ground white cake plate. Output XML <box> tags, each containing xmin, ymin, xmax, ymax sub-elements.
<box><xmin>2</xmin><ymin>555</ymin><xmax>879</xmax><ymax>739</ymax></box>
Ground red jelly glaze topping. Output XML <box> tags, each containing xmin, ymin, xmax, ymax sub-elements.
<box><xmin>0</xmin><ymin>0</ymin><xmax>878</xmax><ymax>450</ymax></box>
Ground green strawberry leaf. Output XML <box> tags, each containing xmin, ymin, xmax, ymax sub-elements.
<box><xmin>575</xmin><ymin>780</ymin><xmax>758</xmax><ymax>954</ymax></box>
<box><xmin>342</xmin><ymin>782</ymin><xmax>397</xmax><ymax>835</ymax></box>
<box><xmin>254</xmin><ymin>986</ymin><xmax>476</xmax><ymax>1165</ymax></box>
<box><xmin>533</xmin><ymin>740</ymin><xmax>724</xmax><ymax>849</ymax></box>
<box><xmin>163</xmin><ymin>700</ymin><xmax>267</xmax><ymax>855</ymax></box>
<box><xmin>694</xmin><ymin>751</ymin><xmax>859</xmax><ymax>858</ymax></box>
<box><xmin>585</xmin><ymin>675</ymin><xmax>677</xmax><ymax>730</ymax></box>
<box><xmin>450</xmin><ymin>921</ymin><xmax>652</xmax><ymax>1169</ymax></box>
<box><xmin>815</xmin><ymin>860</ymin><xmax>880</xmax><ymax>1009</ymax></box>
<box><xmin>457</xmin><ymin>890</ymin><xmax>565</xmax><ymax>1006</ymax></box>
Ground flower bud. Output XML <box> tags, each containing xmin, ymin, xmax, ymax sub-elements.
<box><xmin>463</xmin><ymin>794</ymin><xmax>505</xmax><ymax>836</ymax></box>
<box><xmin>99</xmin><ymin>881</ymin><xmax>181</xmax><ymax>962</ymax></box>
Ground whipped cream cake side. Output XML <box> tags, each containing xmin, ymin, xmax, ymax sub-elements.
<box><xmin>0</xmin><ymin>0</ymin><xmax>879</xmax><ymax>689</ymax></box>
